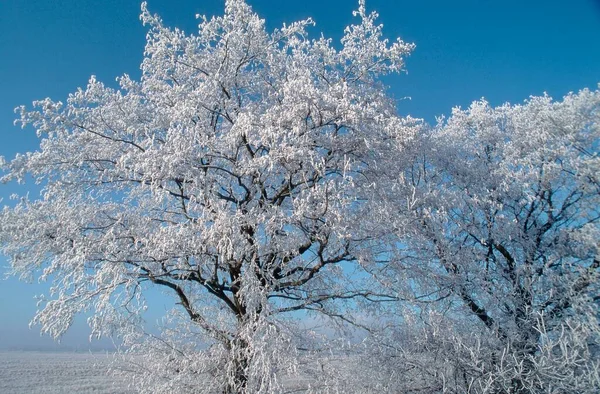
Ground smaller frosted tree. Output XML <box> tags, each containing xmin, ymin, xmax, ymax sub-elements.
<box><xmin>0</xmin><ymin>1</ymin><xmax>415</xmax><ymax>393</ymax></box>
<box><xmin>390</xmin><ymin>87</ymin><xmax>600</xmax><ymax>393</ymax></box>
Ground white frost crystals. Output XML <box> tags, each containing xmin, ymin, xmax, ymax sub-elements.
<box><xmin>386</xmin><ymin>87</ymin><xmax>600</xmax><ymax>393</ymax></box>
<box><xmin>0</xmin><ymin>1</ymin><xmax>416</xmax><ymax>393</ymax></box>
<box><xmin>2</xmin><ymin>0</ymin><xmax>599</xmax><ymax>393</ymax></box>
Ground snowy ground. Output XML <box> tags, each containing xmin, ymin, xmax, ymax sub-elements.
<box><xmin>0</xmin><ymin>351</ymin><xmax>135</xmax><ymax>394</ymax></box>
<box><xmin>0</xmin><ymin>351</ymin><xmax>359</xmax><ymax>393</ymax></box>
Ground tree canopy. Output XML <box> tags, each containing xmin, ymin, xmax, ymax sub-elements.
<box><xmin>1</xmin><ymin>1</ymin><xmax>598</xmax><ymax>393</ymax></box>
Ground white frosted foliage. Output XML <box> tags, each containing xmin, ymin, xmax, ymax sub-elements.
<box><xmin>0</xmin><ymin>1</ymin><xmax>415</xmax><ymax>393</ymax></box>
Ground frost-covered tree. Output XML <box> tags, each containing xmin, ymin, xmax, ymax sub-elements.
<box><xmin>0</xmin><ymin>1</ymin><xmax>415</xmax><ymax>392</ymax></box>
<box><xmin>389</xmin><ymin>88</ymin><xmax>600</xmax><ymax>393</ymax></box>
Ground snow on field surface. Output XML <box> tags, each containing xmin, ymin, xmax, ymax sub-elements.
<box><xmin>0</xmin><ymin>351</ymin><xmax>135</xmax><ymax>394</ymax></box>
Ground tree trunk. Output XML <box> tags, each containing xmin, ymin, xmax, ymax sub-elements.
<box><xmin>223</xmin><ymin>338</ymin><xmax>250</xmax><ymax>394</ymax></box>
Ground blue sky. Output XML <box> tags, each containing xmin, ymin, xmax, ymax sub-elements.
<box><xmin>0</xmin><ymin>0</ymin><xmax>599</xmax><ymax>350</ymax></box>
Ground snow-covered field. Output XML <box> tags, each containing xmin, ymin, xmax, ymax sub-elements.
<box><xmin>0</xmin><ymin>351</ymin><xmax>134</xmax><ymax>394</ymax></box>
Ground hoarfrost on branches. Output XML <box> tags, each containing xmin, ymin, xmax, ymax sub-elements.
<box><xmin>2</xmin><ymin>0</ymin><xmax>599</xmax><ymax>393</ymax></box>
<box><xmin>385</xmin><ymin>87</ymin><xmax>600</xmax><ymax>393</ymax></box>
<box><xmin>0</xmin><ymin>0</ymin><xmax>415</xmax><ymax>392</ymax></box>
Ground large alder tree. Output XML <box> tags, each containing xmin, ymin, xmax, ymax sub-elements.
<box><xmin>0</xmin><ymin>1</ymin><xmax>415</xmax><ymax>393</ymax></box>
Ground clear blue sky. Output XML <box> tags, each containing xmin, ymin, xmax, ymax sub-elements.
<box><xmin>1</xmin><ymin>0</ymin><xmax>599</xmax><ymax>350</ymax></box>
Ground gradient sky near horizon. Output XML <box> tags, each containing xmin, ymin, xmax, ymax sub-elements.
<box><xmin>0</xmin><ymin>0</ymin><xmax>599</xmax><ymax>350</ymax></box>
